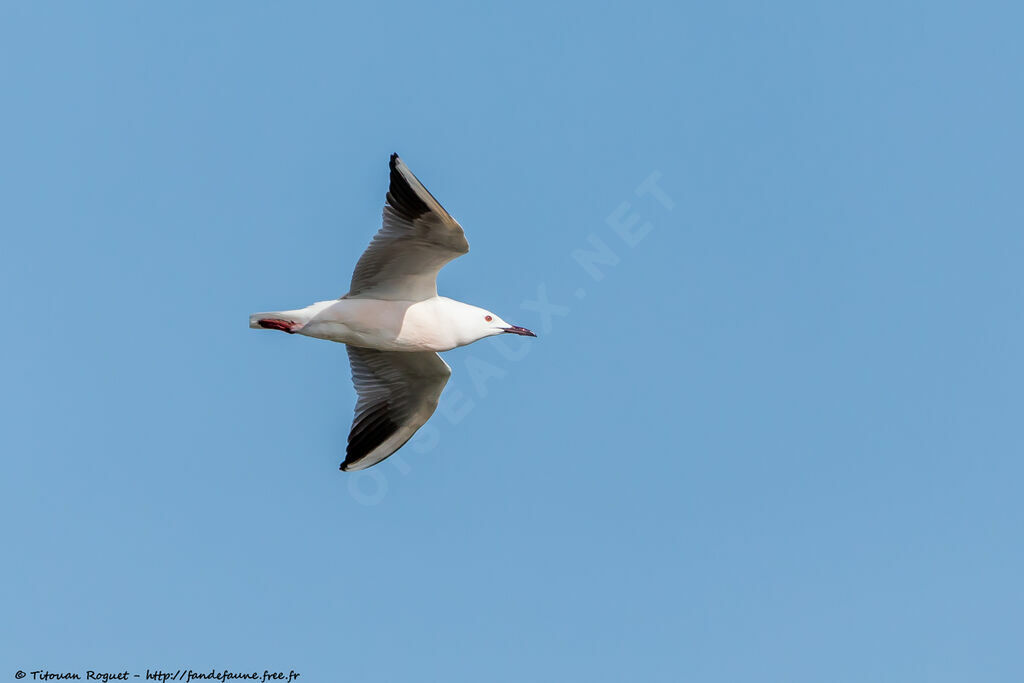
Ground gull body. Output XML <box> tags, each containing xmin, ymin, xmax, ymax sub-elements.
<box><xmin>249</xmin><ymin>296</ymin><xmax>520</xmax><ymax>352</ymax></box>
<box><xmin>250</xmin><ymin>154</ymin><xmax>536</xmax><ymax>472</ymax></box>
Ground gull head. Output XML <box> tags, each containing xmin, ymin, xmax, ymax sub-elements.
<box><xmin>454</xmin><ymin>304</ymin><xmax>537</xmax><ymax>345</ymax></box>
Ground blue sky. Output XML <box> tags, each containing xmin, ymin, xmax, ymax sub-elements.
<box><xmin>2</xmin><ymin>2</ymin><xmax>1022</xmax><ymax>681</ymax></box>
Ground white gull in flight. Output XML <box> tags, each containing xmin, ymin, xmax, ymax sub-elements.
<box><xmin>250</xmin><ymin>154</ymin><xmax>536</xmax><ymax>472</ymax></box>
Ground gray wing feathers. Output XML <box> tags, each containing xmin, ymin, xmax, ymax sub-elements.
<box><xmin>342</xmin><ymin>347</ymin><xmax>451</xmax><ymax>471</ymax></box>
<box><xmin>347</xmin><ymin>154</ymin><xmax>469</xmax><ymax>301</ymax></box>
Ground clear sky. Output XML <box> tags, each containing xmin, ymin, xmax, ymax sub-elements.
<box><xmin>2</xmin><ymin>2</ymin><xmax>1022</xmax><ymax>681</ymax></box>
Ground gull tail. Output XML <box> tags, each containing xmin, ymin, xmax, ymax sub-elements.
<box><xmin>250</xmin><ymin>310</ymin><xmax>304</xmax><ymax>334</ymax></box>
<box><xmin>250</xmin><ymin>311</ymin><xmax>277</xmax><ymax>329</ymax></box>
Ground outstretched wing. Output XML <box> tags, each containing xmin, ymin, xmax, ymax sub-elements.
<box><xmin>342</xmin><ymin>346</ymin><xmax>451</xmax><ymax>471</ymax></box>
<box><xmin>346</xmin><ymin>154</ymin><xmax>469</xmax><ymax>301</ymax></box>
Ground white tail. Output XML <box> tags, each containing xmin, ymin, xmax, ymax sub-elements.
<box><xmin>249</xmin><ymin>311</ymin><xmax>280</xmax><ymax>329</ymax></box>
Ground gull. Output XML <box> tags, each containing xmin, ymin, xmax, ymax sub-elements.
<box><xmin>250</xmin><ymin>154</ymin><xmax>536</xmax><ymax>472</ymax></box>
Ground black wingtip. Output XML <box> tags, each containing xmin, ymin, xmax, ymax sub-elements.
<box><xmin>386</xmin><ymin>153</ymin><xmax>430</xmax><ymax>219</ymax></box>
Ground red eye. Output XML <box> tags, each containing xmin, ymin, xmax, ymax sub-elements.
<box><xmin>485</xmin><ymin>315</ymin><xmax>493</xmax><ymax>322</ymax></box>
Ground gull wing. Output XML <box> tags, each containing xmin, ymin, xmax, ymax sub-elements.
<box><xmin>346</xmin><ymin>154</ymin><xmax>469</xmax><ymax>301</ymax></box>
<box><xmin>342</xmin><ymin>346</ymin><xmax>452</xmax><ymax>471</ymax></box>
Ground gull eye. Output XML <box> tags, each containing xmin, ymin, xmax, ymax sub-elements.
<box><xmin>485</xmin><ymin>315</ymin><xmax>493</xmax><ymax>322</ymax></box>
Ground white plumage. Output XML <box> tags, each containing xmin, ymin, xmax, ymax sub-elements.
<box><xmin>250</xmin><ymin>154</ymin><xmax>536</xmax><ymax>471</ymax></box>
